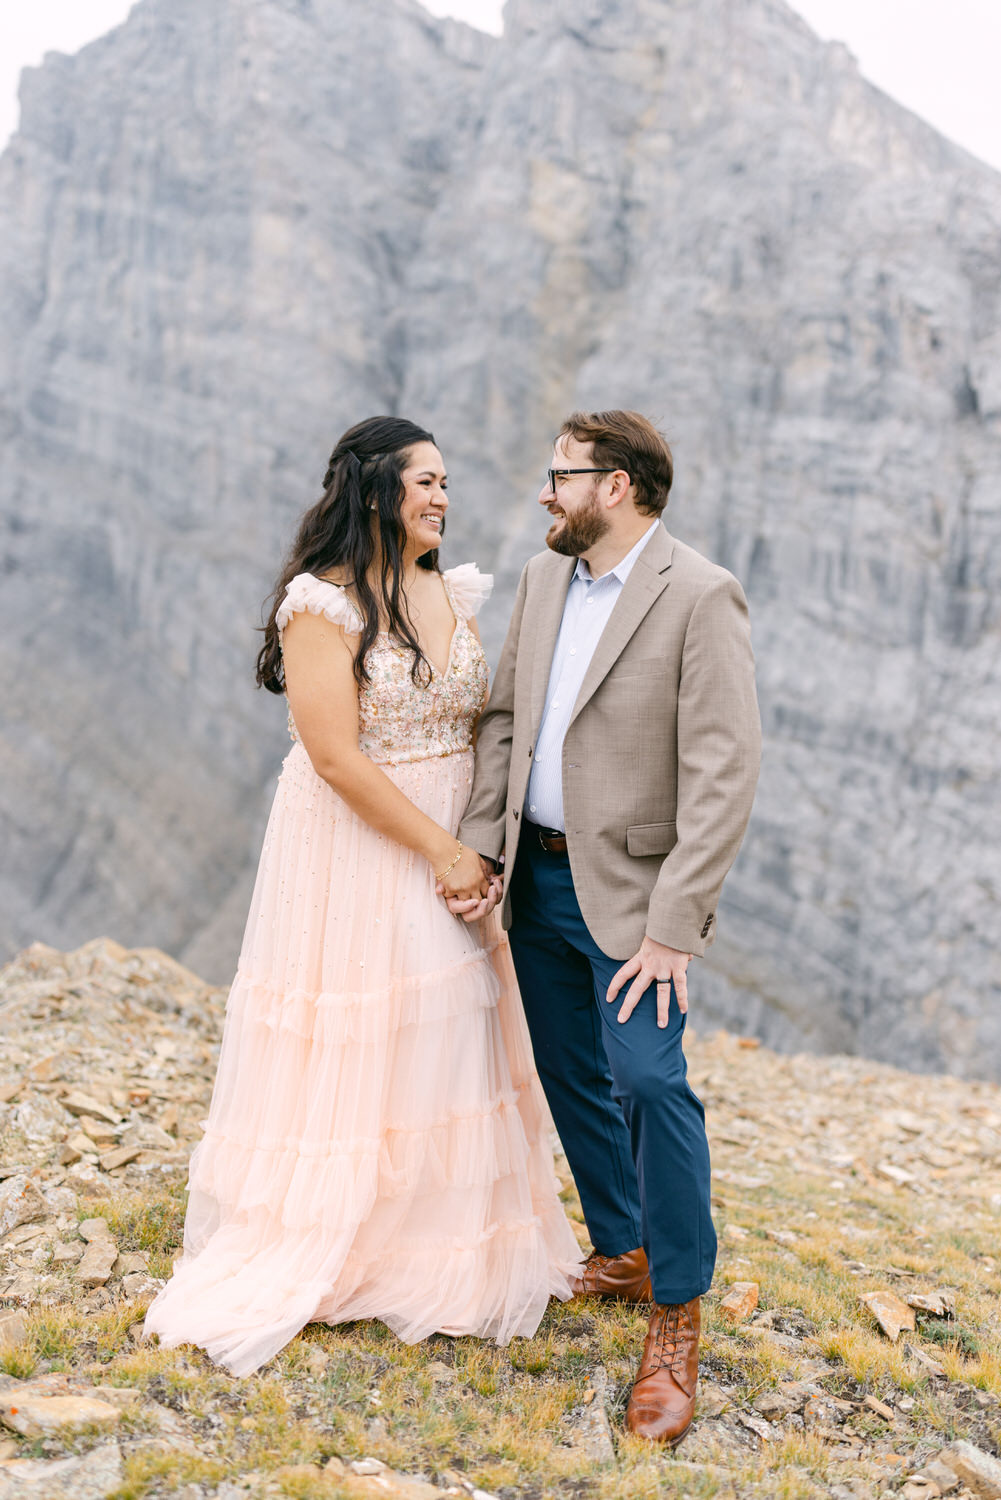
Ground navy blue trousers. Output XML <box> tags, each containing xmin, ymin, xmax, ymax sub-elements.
<box><xmin>508</xmin><ymin>839</ymin><xmax>716</xmax><ymax>1304</ymax></box>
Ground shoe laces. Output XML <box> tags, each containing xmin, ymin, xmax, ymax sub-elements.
<box><xmin>651</xmin><ymin>1303</ymin><xmax>693</xmax><ymax>1377</ymax></box>
<box><xmin>582</xmin><ymin>1251</ymin><xmax>613</xmax><ymax>1285</ymax></box>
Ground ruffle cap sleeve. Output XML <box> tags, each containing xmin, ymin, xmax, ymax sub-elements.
<box><xmin>443</xmin><ymin>563</ymin><xmax>493</xmax><ymax>621</ymax></box>
<box><xmin>275</xmin><ymin>573</ymin><xmax>363</xmax><ymax>638</ymax></box>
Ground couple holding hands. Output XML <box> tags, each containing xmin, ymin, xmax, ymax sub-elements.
<box><xmin>145</xmin><ymin>408</ymin><xmax>761</xmax><ymax>1447</ymax></box>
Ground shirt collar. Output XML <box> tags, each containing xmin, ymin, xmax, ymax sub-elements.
<box><xmin>572</xmin><ymin>519</ymin><xmax>661</xmax><ymax>586</ymax></box>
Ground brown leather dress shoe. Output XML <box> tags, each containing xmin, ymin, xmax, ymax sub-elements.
<box><xmin>625</xmin><ymin>1296</ymin><xmax>701</xmax><ymax>1445</ymax></box>
<box><xmin>569</xmin><ymin>1247</ymin><xmax>653</xmax><ymax>1303</ymax></box>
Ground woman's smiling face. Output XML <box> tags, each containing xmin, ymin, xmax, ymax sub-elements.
<box><xmin>398</xmin><ymin>442</ymin><xmax>448</xmax><ymax>555</ymax></box>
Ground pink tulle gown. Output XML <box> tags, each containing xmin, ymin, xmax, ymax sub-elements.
<box><xmin>144</xmin><ymin>564</ymin><xmax>582</xmax><ymax>1376</ymax></box>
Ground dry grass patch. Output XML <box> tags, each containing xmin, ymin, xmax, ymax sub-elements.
<box><xmin>5</xmin><ymin>1006</ymin><xmax>1001</xmax><ymax>1496</ymax></box>
<box><xmin>81</xmin><ymin>1188</ymin><xmax>187</xmax><ymax>1257</ymax></box>
<box><xmin>108</xmin><ymin>1447</ymin><xmax>229</xmax><ymax>1500</ymax></box>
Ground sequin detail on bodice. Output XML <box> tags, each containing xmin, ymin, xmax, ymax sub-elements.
<box><xmin>279</xmin><ymin>572</ymin><xmax>489</xmax><ymax>766</ymax></box>
<box><xmin>355</xmin><ymin>613</ymin><xmax>488</xmax><ymax>765</ymax></box>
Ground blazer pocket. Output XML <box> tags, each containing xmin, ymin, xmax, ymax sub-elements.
<box><xmin>626</xmin><ymin>821</ymin><xmax>677</xmax><ymax>857</ymax></box>
<box><xmin>607</xmin><ymin>657</ymin><xmax>664</xmax><ymax>681</ymax></box>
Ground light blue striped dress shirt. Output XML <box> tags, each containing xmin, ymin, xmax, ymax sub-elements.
<box><xmin>524</xmin><ymin>521</ymin><xmax>660</xmax><ymax>831</ymax></box>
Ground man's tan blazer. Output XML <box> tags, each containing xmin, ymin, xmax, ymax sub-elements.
<box><xmin>459</xmin><ymin>523</ymin><xmax>761</xmax><ymax>960</ymax></box>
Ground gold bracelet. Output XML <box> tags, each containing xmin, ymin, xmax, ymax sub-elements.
<box><xmin>435</xmin><ymin>842</ymin><xmax>464</xmax><ymax>882</ymax></box>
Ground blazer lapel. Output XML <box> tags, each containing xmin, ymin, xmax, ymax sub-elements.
<box><xmin>529</xmin><ymin>556</ymin><xmax>576</xmax><ymax>730</ymax></box>
<box><xmin>568</xmin><ymin>526</ymin><xmax>675</xmax><ymax>727</ymax></box>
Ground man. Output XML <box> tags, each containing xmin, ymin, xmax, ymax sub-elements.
<box><xmin>455</xmin><ymin>410</ymin><xmax>761</xmax><ymax>1445</ymax></box>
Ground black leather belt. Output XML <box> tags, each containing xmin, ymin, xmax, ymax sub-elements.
<box><xmin>524</xmin><ymin>821</ymin><xmax>568</xmax><ymax>855</ymax></box>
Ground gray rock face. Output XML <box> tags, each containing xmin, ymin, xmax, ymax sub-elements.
<box><xmin>0</xmin><ymin>0</ymin><xmax>491</xmax><ymax>973</ymax></box>
<box><xmin>1</xmin><ymin>0</ymin><xmax>999</xmax><ymax>1078</ymax></box>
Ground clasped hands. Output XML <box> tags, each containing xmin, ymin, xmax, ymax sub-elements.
<box><xmin>436</xmin><ymin>856</ymin><xmax>691</xmax><ymax>1028</ymax></box>
<box><xmin>435</xmin><ymin>851</ymin><xmax>503</xmax><ymax>924</ymax></box>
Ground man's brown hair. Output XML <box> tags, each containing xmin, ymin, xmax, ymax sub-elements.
<box><xmin>558</xmin><ymin>410</ymin><xmax>673</xmax><ymax>516</ymax></box>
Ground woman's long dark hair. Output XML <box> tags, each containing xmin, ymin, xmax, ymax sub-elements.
<box><xmin>256</xmin><ymin>416</ymin><xmax>441</xmax><ymax>693</ymax></box>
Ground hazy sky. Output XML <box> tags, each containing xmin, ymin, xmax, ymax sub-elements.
<box><xmin>2</xmin><ymin>0</ymin><xmax>1000</xmax><ymax>172</ymax></box>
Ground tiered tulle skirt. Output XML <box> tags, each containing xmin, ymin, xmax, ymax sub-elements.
<box><xmin>144</xmin><ymin>743</ymin><xmax>582</xmax><ymax>1376</ymax></box>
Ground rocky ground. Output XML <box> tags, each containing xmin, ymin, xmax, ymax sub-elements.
<box><xmin>1</xmin><ymin>938</ymin><xmax>1000</xmax><ymax>1499</ymax></box>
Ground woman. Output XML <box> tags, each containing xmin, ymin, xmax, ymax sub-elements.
<box><xmin>144</xmin><ymin>417</ymin><xmax>582</xmax><ymax>1376</ymax></box>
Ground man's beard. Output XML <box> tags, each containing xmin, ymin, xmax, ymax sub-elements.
<box><xmin>545</xmin><ymin>489</ymin><xmax>610</xmax><ymax>556</ymax></box>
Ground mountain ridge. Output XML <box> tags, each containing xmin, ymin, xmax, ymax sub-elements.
<box><xmin>1</xmin><ymin>0</ymin><xmax>999</xmax><ymax>1077</ymax></box>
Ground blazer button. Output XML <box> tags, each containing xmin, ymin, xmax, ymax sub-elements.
<box><xmin>512</xmin><ymin>809</ymin><xmax>520</xmax><ymax>821</ymax></box>
<box><xmin>700</xmin><ymin>914</ymin><xmax>714</xmax><ymax>939</ymax></box>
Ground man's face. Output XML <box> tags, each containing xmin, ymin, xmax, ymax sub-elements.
<box><xmin>538</xmin><ymin>434</ymin><xmax>611</xmax><ymax>556</ymax></box>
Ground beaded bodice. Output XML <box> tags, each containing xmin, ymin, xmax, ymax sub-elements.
<box><xmin>276</xmin><ymin>566</ymin><xmax>491</xmax><ymax>766</ymax></box>
<box><xmin>355</xmin><ymin>611</ymin><xmax>488</xmax><ymax>764</ymax></box>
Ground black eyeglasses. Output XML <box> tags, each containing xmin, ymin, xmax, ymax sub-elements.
<box><xmin>547</xmin><ymin>468</ymin><xmax>617</xmax><ymax>493</ymax></box>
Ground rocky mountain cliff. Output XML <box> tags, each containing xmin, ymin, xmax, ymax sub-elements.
<box><xmin>1</xmin><ymin>0</ymin><xmax>999</xmax><ymax>1077</ymax></box>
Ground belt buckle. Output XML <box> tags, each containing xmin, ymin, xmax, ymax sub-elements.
<box><xmin>537</xmin><ymin>825</ymin><xmax>564</xmax><ymax>852</ymax></box>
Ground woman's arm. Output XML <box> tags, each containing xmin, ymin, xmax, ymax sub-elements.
<box><xmin>282</xmin><ymin>611</ymin><xmax>490</xmax><ymax>899</ymax></box>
